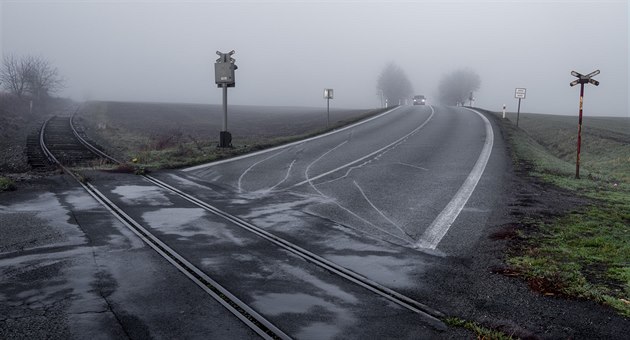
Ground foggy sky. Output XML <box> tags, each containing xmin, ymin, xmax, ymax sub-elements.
<box><xmin>1</xmin><ymin>0</ymin><xmax>628</xmax><ymax>116</ymax></box>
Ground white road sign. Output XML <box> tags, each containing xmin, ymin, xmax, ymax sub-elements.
<box><xmin>515</xmin><ymin>88</ymin><xmax>526</xmax><ymax>99</ymax></box>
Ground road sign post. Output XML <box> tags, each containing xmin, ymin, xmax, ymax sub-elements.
<box><xmin>514</xmin><ymin>88</ymin><xmax>526</xmax><ymax>126</ymax></box>
<box><xmin>215</xmin><ymin>50</ymin><xmax>238</xmax><ymax>148</ymax></box>
<box><xmin>570</xmin><ymin>69</ymin><xmax>600</xmax><ymax>179</ymax></box>
<box><xmin>324</xmin><ymin>88</ymin><xmax>333</xmax><ymax>128</ymax></box>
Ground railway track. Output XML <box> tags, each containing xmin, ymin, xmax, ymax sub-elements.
<box><xmin>38</xmin><ymin>114</ymin><xmax>446</xmax><ymax>337</ymax></box>
<box><xmin>29</xmin><ymin>114</ymin><xmax>117</xmax><ymax>169</ymax></box>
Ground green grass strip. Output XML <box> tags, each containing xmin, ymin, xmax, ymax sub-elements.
<box><xmin>444</xmin><ymin>317</ymin><xmax>515</xmax><ymax>340</ymax></box>
<box><xmin>0</xmin><ymin>176</ymin><xmax>16</xmax><ymax>191</ymax></box>
<box><xmin>501</xmin><ymin>114</ymin><xmax>630</xmax><ymax>317</ymax></box>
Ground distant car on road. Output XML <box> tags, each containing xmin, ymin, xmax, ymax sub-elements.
<box><xmin>413</xmin><ymin>95</ymin><xmax>426</xmax><ymax>105</ymax></box>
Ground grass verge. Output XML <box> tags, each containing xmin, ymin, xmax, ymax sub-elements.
<box><xmin>444</xmin><ymin>317</ymin><xmax>514</xmax><ymax>340</ymax></box>
<box><xmin>91</xmin><ymin>106</ymin><xmax>390</xmax><ymax>170</ymax></box>
<box><xmin>499</xmin><ymin>112</ymin><xmax>630</xmax><ymax>317</ymax></box>
<box><xmin>0</xmin><ymin>176</ymin><xmax>16</xmax><ymax>191</ymax></box>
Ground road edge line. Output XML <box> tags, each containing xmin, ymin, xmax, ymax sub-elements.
<box><xmin>415</xmin><ymin>107</ymin><xmax>494</xmax><ymax>250</ymax></box>
<box><xmin>182</xmin><ymin>106</ymin><xmax>403</xmax><ymax>172</ymax></box>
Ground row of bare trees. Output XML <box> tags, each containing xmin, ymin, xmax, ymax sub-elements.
<box><xmin>0</xmin><ymin>55</ymin><xmax>64</xmax><ymax>104</ymax></box>
<box><xmin>437</xmin><ymin>69</ymin><xmax>480</xmax><ymax>106</ymax></box>
<box><xmin>376</xmin><ymin>63</ymin><xmax>414</xmax><ymax>106</ymax></box>
<box><xmin>376</xmin><ymin>63</ymin><xmax>480</xmax><ymax>106</ymax></box>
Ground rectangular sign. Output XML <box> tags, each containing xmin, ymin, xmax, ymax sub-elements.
<box><xmin>515</xmin><ymin>88</ymin><xmax>526</xmax><ymax>99</ymax></box>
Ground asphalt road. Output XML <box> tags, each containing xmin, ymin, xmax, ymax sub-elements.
<box><xmin>0</xmin><ymin>176</ymin><xmax>258</xmax><ymax>339</ymax></box>
<box><xmin>4</xmin><ymin>104</ymin><xmax>628</xmax><ymax>338</ymax></box>
<box><xmin>183</xmin><ymin>105</ymin><xmax>500</xmax><ymax>255</ymax></box>
<box><xmin>4</xmin><ymin>104</ymin><xmax>498</xmax><ymax>339</ymax></box>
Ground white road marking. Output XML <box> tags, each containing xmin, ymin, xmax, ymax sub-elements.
<box><xmin>353</xmin><ymin>180</ymin><xmax>413</xmax><ymax>241</ymax></box>
<box><xmin>183</xmin><ymin>106</ymin><xmax>403</xmax><ymax>172</ymax></box>
<box><xmin>304</xmin><ymin>141</ymin><xmax>349</xmax><ymax>184</ymax></box>
<box><xmin>395</xmin><ymin>162</ymin><xmax>428</xmax><ymax>171</ymax></box>
<box><xmin>237</xmin><ymin>148</ymin><xmax>288</xmax><ymax>193</ymax></box>
<box><xmin>415</xmin><ymin>108</ymin><xmax>494</xmax><ymax>250</ymax></box>
<box><xmin>304</xmin><ymin>141</ymin><xmax>414</xmax><ymax>244</ymax></box>
<box><xmin>291</xmin><ymin>106</ymin><xmax>435</xmax><ymax>188</ymax></box>
<box><xmin>310</xmin><ymin>160</ymin><xmax>374</xmax><ymax>187</ymax></box>
<box><xmin>265</xmin><ymin>159</ymin><xmax>296</xmax><ymax>193</ymax></box>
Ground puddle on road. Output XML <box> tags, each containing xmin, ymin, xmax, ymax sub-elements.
<box><xmin>313</xmin><ymin>224</ymin><xmax>400</xmax><ymax>253</ymax></box>
<box><xmin>62</xmin><ymin>189</ymin><xmax>102</xmax><ymax>210</ymax></box>
<box><xmin>111</xmin><ymin>185</ymin><xmax>172</xmax><ymax>206</ymax></box>
<box><xmin>251</xmin><ymin>292</ymin><xmax>355</xmax><ymax>340</ymax></box>
<box><xmin>141</xmin><ymin>207</ymin><xmax>208</xmax><ymax>240</ymax></box>
<box><xmin>142</xmin><ymin>208</ymin><xmax>251</xmax><ymax>246</ymax></box>
<box><xmin>325</xmin><ymin>254</ymin><xmax>420</xmax><ymax>289</ymax></box>
<box><xmin>252</xmin><ymin>292</ymin><xmax>332</xmax><ymax>315</ymax></box>
<box><xmin>166</xmin><ymin>174</ymin><xmax>217</xmax><ymax>192</ymax></box>
<box><xmin>280</xmin><ymin>263</ymin><xmax>358</xmax><ymax>304</ymax></box>
<box><xmin>142</xmin><ymin>208</ymin><xmax>206</xmax><ymax>230</ymax></box>
<box><xmin>240</xmin><ymin>195</ymin><xmax>331</xmax><ymax>234</ymax></box>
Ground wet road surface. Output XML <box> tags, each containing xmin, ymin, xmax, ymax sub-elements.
<box><xmin>1</xmin><ymin>105</ymin><xmax>502</xmax><ymax>338</ymax></box>
<box><xmin>183</xmin><ymin>105</ymin><xmax>501</xmax><ymax>254</ymax></box>
<box><xmin>0</xmin><ymin>176</ymin><xmax>258</xmax><ymax>339</ymax></box>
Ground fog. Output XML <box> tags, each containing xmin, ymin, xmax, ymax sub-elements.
<box><xmin>1</xmin><ymin>0</ymin><xmax>628</xmax><ymax>116</ymax></box>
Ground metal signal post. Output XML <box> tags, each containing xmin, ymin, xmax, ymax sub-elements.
<box><xmin>514</xmin><ymin>88</ymin><xmax>526</xmax><ymax>127</ymax></box>
<box><xmin>215</xmin><ymin>50</ymin><xmax>238</xmax><ymax>148</ymax></box>
<box><xmin>570</xmin><ymin>69</ymin><xmax>600</xmax><ymax>179</ymax></box>
<box><xmin>324</xmin><ymin>89</ymin><xmax>333</xmax><ymax>128</ymax></box>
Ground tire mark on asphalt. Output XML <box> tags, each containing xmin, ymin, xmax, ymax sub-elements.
<box><xmin>291</xmin><ymin>106</ymin><xmax>435</xmax><ymax>188</ymax></box>
<box><xmin>264</xmin><ymin>159</ymin><xmax>296</xmax><ymax>193</ymax></box>
<box><xmin>304</xmin><ymin>141</ymin><xmax>414</xmax><ymax>245</ymax></box>
<box><xmin>352</xmin><ymin>180</ymin><xmax>414</xmax><ymax>241</ymax></box>
<box><xmin>237</xmin><ymin>148</ymin><xmax>289</xmax><ymax>193</ymax></box>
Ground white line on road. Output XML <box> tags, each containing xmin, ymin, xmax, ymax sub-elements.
<box><xmin>266</xmin><ymin>159</ymin><xmax>296</xmax><ymax>193</ymax></box>
<box><xmin>183</xmin><ymin>106</ymin><xmax>403</xmax><ymax>172</ymax></box>
<box><xmin>305</xmin><ymin>141</ymin><xmax>414</xmax><ymax>245</ymax></box>
<box><xmin>291</xmin><ymin>106</ymin><xmax>435</xmax><ymax>188</ymax></box>
<box><xmin>395</xmin><ymin>162</ymin><xmax>428</xmax><ymax>171</ymax></box>
<box><xmin>415</xmin><ymin>108</ymin><xmax>494</xmax><ymax>250</ymax></box>
<box><xmin>237</xmin><ymin>148</ymin><xmax>288</xmax><ymax>193</ymax></box>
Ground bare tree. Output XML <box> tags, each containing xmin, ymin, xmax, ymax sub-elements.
<box><xmin>377</xmin><ymin>63</ymin><xmax>414</xmax><ymax>106</ymax></box>
<box><xmin>437</xmin><ymin>69</ymin><xmax>481</xmax><ymax>106</ymax></box>
<box><xmin>0</xmin><ymin>55</ymin><xmax>30</xmax><ymax>99</ymax></box>
<box><xmin>0</xmin><ymin>54</ymin><xmax>64</xmax><ymax>102</ymax></box>
<box><xmin>24</xmin><ymin>55</ymin><xmax>65</xmax><ymax>102</ymax></box>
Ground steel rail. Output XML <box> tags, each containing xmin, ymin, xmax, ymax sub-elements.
<box><xmin>49</xmin><ymin>114</ymin><xmax>447</xmax><ymax>331</ymax></box>
<box><xmin>40</xmin><ymin>116</ymin><xmax>59</xmax><ymax>165</ymax></box>
<box><xmin>144</xmin><ymin>174</ymin><xmax>447</xmax><ymax>329</ymax></box>
<box><xmin>39</xmin><ymin>118</ymin><xmax>291</xmax><ymax>340</ymax></box>
<box><xmin>80</xmin><ymin>181</ymin><xmax>290</xmax><ymax>340</ymax></box>
<box><xmin>70</xmin><ymin>111</ymin><xmax>122</xmax><ymax>164</ymax></box>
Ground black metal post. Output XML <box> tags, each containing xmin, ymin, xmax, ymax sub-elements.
<box><xmin>327</xmin><ymin>97</ymin><xmax>330</xmax><ymax>128</ymax></box>
<box><xmin>219</xmin><ymin>84</ymin><xmax>231</xmax><ymax>147</ymax></box>
<box><xmin>516</xmin><ymin>98</ymin><xmax>522</xmax><ymax>127</ymax></box>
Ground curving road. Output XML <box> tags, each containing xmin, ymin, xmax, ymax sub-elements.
<box><xmin>182</xmin><ymin>105</ymin><xmax>501</xmax><ymax>254</ymax></box>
